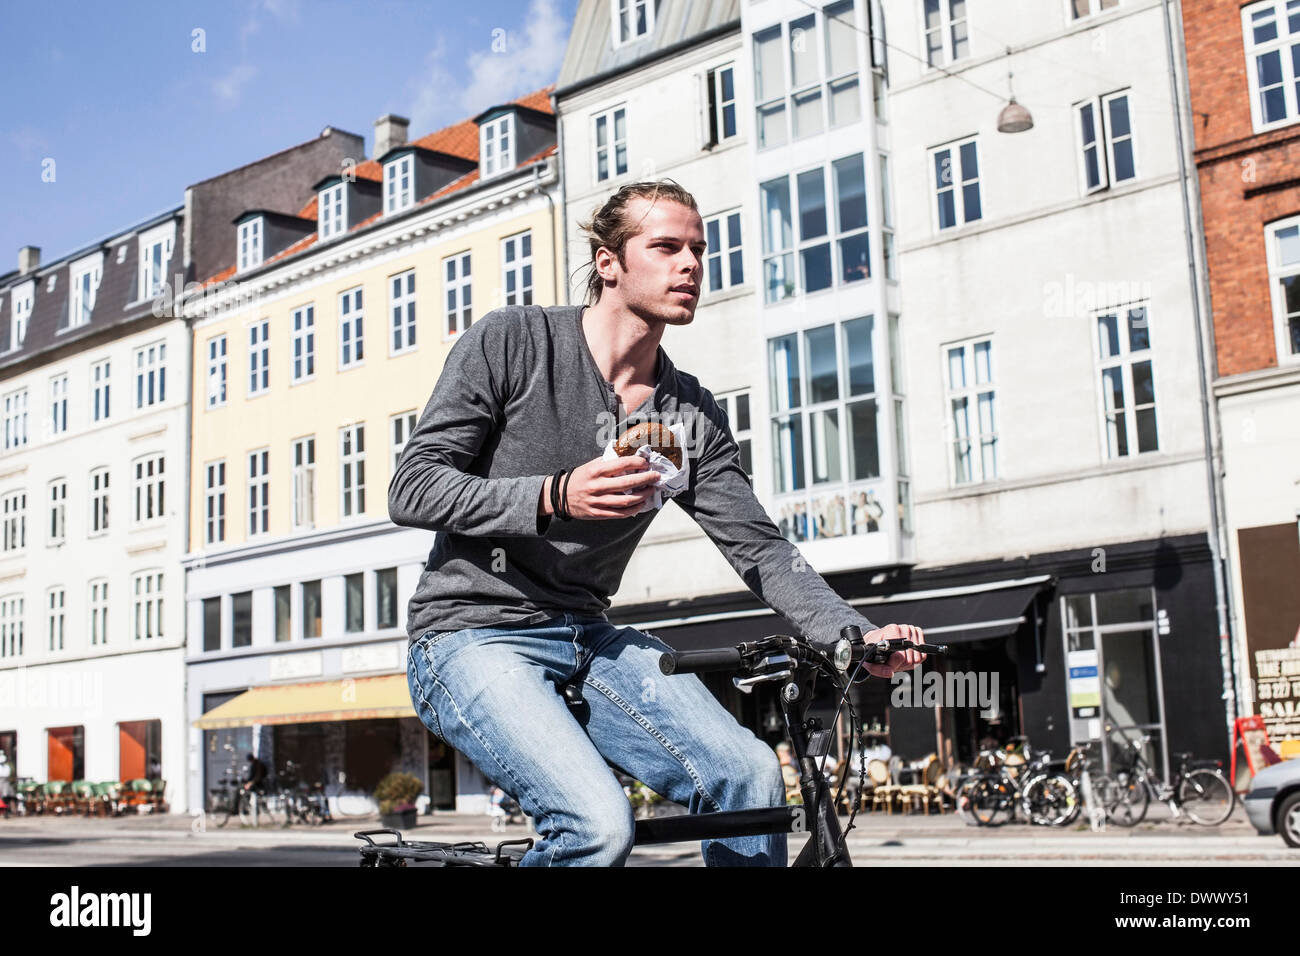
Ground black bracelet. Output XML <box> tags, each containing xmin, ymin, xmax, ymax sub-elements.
<box><xmin>560</xmin><ymin>467</ymin><xmax>576</xmax><ymax>520</ymax></box>
<box><xmin>549</xmin><ymin>469</ymin><xmax>567</xmax><ymax>521</ymax></box>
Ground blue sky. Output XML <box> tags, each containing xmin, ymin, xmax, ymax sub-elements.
<box><xmin>0</xmin><ymin>0</ymin><xmax>579</xmax><ymax>270</ymax></box>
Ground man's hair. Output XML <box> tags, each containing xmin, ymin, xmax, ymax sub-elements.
<box><xmin>576</xmin><ymin>179</ymin><xmax>700</xmax><ymax>305</ymax></box>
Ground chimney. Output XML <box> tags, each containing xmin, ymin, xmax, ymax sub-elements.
<box><xmin>18</xmin><ymin>246</ymin><xmax>40</xmax><ymax>275</ymax></box>
<box><xmin>374</xmin><ymin>114</ymin><xmax>410</xmax><ymax>160</ymax></box>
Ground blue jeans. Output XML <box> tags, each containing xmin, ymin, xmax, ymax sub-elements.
<box><xmin>406</xmin><ymin>612</ymin><xmax>787</xmax><ymax>867</ymax></box>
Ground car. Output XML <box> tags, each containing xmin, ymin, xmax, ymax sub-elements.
<box><xmin>1242</xmin><ymin>758</ymin><xmax>1300</xmax><ymax>848</ymax></box>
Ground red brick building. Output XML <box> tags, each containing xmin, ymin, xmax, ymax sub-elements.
<box><xmin>1184</xmin><ymin>0</ymin><xmax>1300</xmax><ymax>745</ymax></box>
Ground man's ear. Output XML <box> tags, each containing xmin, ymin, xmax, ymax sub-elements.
<box><xmin>595</xmin><ymin>245</ymin><xmax>621</xmax><ymax>285</ymax></box>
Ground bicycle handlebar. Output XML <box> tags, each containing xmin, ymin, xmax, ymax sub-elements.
<box><xmin>658</xmin><ymin>631</ymin><xmax>949</xmax><ymax>677</ymax></box>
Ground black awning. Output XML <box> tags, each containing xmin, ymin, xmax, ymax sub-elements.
<box><xmin>633</xmin><ymin>581</ymin><xmax>1048</xmax><ymax>652</ymax></box>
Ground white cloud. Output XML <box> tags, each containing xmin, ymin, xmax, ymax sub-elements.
<box><xmin>409</xmin><ymin>0</ymin><xmax>568</xmax><ymax>134</ymax></box>
<box><xmin>213</xmin><ymin>64</ymin><xmax>258</xmax><ymax>109</ymax></box>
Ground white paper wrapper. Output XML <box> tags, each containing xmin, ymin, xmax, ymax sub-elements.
<box><xmin>600</xmin><ymin>421</ymin><xmax>690</xmax><ymax>515</ymax></box>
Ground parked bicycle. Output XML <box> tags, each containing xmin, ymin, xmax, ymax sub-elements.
<box><xmin>356</xmin><ymin>627</ymin><xmax>948</xmax><ymax>866</ymax></box>
<box><xmin>1098</xmin><ymin>726</ymin><xmax>1235</xmax><ymax>827</ymax></box>
<box><xmin>964</xmin><ymin>737</ymin><xmax>1080</xmax><ymax>827</ymax></box>
<box><xmin>207</xmin><ymin>744</ymin><xmax>273</xmax><ymax>827</ymax></box>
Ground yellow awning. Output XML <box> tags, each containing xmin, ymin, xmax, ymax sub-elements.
<box><xmin>193</xmin><ymin>674</ymin><xmax>416</xmax><ymax>729</ymax></box>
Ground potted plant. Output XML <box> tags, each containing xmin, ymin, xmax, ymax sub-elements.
<box><xmin>374</xmin><ymin>772</ymin><xmax>423</xmax><ymax>829</ymax></box>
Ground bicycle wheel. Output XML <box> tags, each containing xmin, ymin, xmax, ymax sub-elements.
<box><xmin>1177</xmin><ymin>770</ymin><xmax>1235</xmax><ymax>826</ymax></box>
<box><xmin>968</xmin><ymin>778</ymin><xmax>1008</xmax><ymax>826</ymax></box>
<box><xmin>1105</xmin><ymin>770</ymin><xmax>1149</xmax><ymax>827</ymax></box>
<box><xmin>211</xmin><ymin>789</ymin><xmax>235</xmax><ymax>829</ymax></box>
<box><xmin>1023</xmin><ymin>773</ymin><xmax>1079</xmax><ymax>827</ymax></box>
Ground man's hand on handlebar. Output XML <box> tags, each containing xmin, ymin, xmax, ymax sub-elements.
<box><xmin>860</xmin><ymin>623</ymin><xmax>927</xmax><ymax>679</ymax></box>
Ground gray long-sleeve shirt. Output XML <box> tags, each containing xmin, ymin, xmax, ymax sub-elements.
<box><xmin>388</xmin><ymin>303</ymin><xmax>879</xmax><ymax>651</ymax></box>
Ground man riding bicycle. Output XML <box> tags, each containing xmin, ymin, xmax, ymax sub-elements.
<box><xmin>390</xmin><ymin>180</ymin><xmax>927</xmax><ymax>866</ymax></box>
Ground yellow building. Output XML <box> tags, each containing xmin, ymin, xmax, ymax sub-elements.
<box><xmin>180</xmin><ymin>88</ymin><xmax>561</xmax><ymax>815</ymax></box>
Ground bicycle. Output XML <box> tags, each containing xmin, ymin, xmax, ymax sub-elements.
<box><xmin>964</xmin><ymin>737</ymin><xmax>1079</xmax><ymax>827</ymax></box>
<box><xmin>1100</xmin><ymin>728</ymin><xmax>1235</xmax><ymax>827</ymax></box>
<box><xmin>355</xmin><ymin>627</ymin><xmax>948</xmax><ymax>866</ymax></box>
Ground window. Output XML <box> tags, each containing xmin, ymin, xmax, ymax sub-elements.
<box><xmin>319</xmin><ymin>183</ymin><xmax>347</xmax><ymax>240</ymax></box>
<box><xmin>593</xmin><ymin>106</ymin><xmax>628</xmax><ymax>182</ymax></box>
<box><xmin>1243</xmin><ymin>1</ymin><xmax>1300</xmax><ymax>131</ymax></box>
<box><xmin>88</xmin><ymin>580</ymin><xmax>108</xmax><ymax>646</ymax></box>
<box><xmin>10</xmin><ymin>281</ymin><xmax>33</xmax><ymax>350</ymax></box>
<box><xmin>237</xmin><ymin>218</ymin><xmax>263</xmax><ymax>272</ymax></box>
<box><xmin>340</xmin><ymin>424</ymin><xmax>366</xmax><ymax>518</ymax></box>
<box><xmin>481</xmin><ymin>114</ymin><xmax>515</xmax><ymax>178</ymax></box>
<box><xmin>90</xmin><ymin>467</ymin><xmax>109</xmax><ymax>535</ymax></box>
<box><xmin>49</xmin><ymin>375</ymin><xmax>68</xmax><ymax>436</ymax></box>
<box><xmin>704</xmin><ymin>211</ymin><xmax>745</xmax><ymax>293</ymax></box>
<box><xmin>1096</xmin><ymin>304</ymin><xmax>1159</xmax><ymax>459</ymax></box>
<box><xmin>138</xmin><ymin>224</ymin><xmax>174</xmax><ymax>301</ymax></box>
<box><xmin>924</xmin><ymin>0</ymin><xmax>969</xmax><ymax>68</ymax></box>
<box><xmin>1075</xmin><ymin>91</ymin><xmax>1136</xmax><ymax>193</ymax></box>
<box><xmin>47</xmin><ymin>588</ymin><xmax>65</xmax><ymax>651</ymax></box>
<box><xmin>68</xmin><ymin>253</ymin><xmax>103</xmax><ymax>329</ymax></box>
<box><xmin>502</xmin><ymin>232</ymin><xmax>533</xmax><ymax>306</ymax></box>
<box><xmin>292</xmin><ymin>437</ymin><xmax>316</xmax><ymax>530</ymax></box>
<box><xmin>301</xmin><ymin>580</ymin><xmax>322</xmax><ymax>639</ymax></box>
<box><xmin>345</xmin><ymin>572</ymin><xmax>365</xmax><ymax>633</ymax></box>
<box><xmin>291</xmin><ymin>305</ymin><xmax>315</xmax><ymax>382</ymax></box>
<box><xmin>1071</xmin><ymin>0</ymin><xmax>1118</xmax><ymax>19</ymax></box>
<box><xmin>134</xmin><ymin>341</ymin><xmax>167</xmax><ymax>409</ymax></box>
<box><xmin>390</xmin><ymin>271</ymin><xmax>416</xmax><ymax>354</ymax></box>
<box><xmin>274</xmin><ymin>585</ymin><xmax>290</xmax><ymax>642</ymax></box>
<box><xmin>767</xmin><ymin>316</ymin><xmax>882</xmax><ymax>542</ymax></box>
<box><xmin>376</xmin><ymin>567</ymin><xmax>398</xmax><ymax>629</ymax></box>
<box><xmin>879</xmin><ymin>153</ymin><xmax>896</xmax><ymax>280</ymax></box>
<box><xmin>205</xmin><ymin>461</ymin><xmax>225</xmax><ymax>545</ymax></box>
<box><xmin>232</xmin><ymin>591</ymin><xmax>252</xmax><ymax>648</ymax></box>
<box><xmin>2</xmin><ymin>491</ymin><xmax>26</xmax><ymax>553</ymax></box>
<box><xmin>1267</xmin><ymin>217</ymin><xmax>1300</xmax><ymax>361</ymax></box>
<box><xmin>944</xmin><ymin>337</ymin><xmax>997</xmax><ymax>485</ymax></box>
<box><xmin>48</xmin><ymin>480</ymin><xmax>66</xmax><ymax>545</ymax></box>
<box><xmin>249</xmin><ymin>320</ymin><xmax>270</xmax><ymax>395</ymax></box>
<box><xmin>931</xmin><ymin>137</ymin><xmax>982</xmax><ymax>230</ymax></box>
<box><xmin>716</xmin><ymin>391</ymin><xmax>754</xmax><ymax>480</ymax></box>
<box><xmin>92</xmin><ymin>359</ymin><xmax>110</xmax><ymax>422</ymax></box>
<box><xmin>384</xmin><ymin>154</ymin><xmax>414</xmax><ymax>214</ymax></box>
<box><xmin>133</xmin><ymin>454</ymin><xmax>165</xmax><ymax>524</ymax></box>
<box><xmin>611</xmin><ymin>0</ymin><xmax>660</xmax><ymax>47</ymax></box>
<box><xmin>705</xmin><ymin>64</ymin><xmax>738</xmax><ymax>146</ymax></box>
<box><xmin>825</xmin><ymin>1</ymin><xmax>861</xmax><ymax>127</ymax></box>
<box><xmin>248</xmin><ymin>449</ymin><xmax>269</xmax><ymax>537</ymax></box>
<box><xmin>203</xmin><ymin>596</ymin><xmax>221</xmax><ymax>651</ymax></box>
<box><xmin>0</xmin><ymin>596</ymin><xmax>23</xmax><ymax>658</ymax></box>
<box><xmin>754</xmin><ymin>26</ymin><xmax>788</xmax><ymax>149</ymax></box>
<box><xmin>4</xmin><ymin>389</ymin><xmax>28</xmax><ymax>450</ymax></box>
<box><xmin>339</xmin><ymin>287</ymin><xmax>364</xmax><ymax>369</ymax></box>
<box><xmin>444</xmin><ymin>253</ymin><xmax>472</xmax><ymax>338</ymax></box>
<box><xmin>391</xmin><ymin>411</ymin><xmax>418</xmax><ymax>474</ymax></box>
<box><xmin>132</xmin><ymin>570</ymin><xmax>164</xmax><ymax>641</ymax></box>
<box><xmin>207</xmin><ymin>335</ymin><xmax>227</xmax><ymax>407</ymax></box>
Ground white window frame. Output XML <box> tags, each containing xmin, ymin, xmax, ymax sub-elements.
<box><xmin>922</xmin><ymin>0</ymin><xmax>970</xmax><ymax>69</ymax></box>
<box><xmin>704</xmin><ymin>210</ymin><xmax>745</xmax><ymax>293</ymax></box>
<box><xmin>715</xmin><ymin>390</ymin><xmax>754</xmax><ymax>481</ymax></box>
<box><xmin>1265</xmin><ymin>215</ymin><xmax>1300</xmax><ymax>365</ymax></box>
<box><xmin>0</xmin><ymin>594</ymin><xmax>22</xmax><ymax>658</ymax></box>
<box><xmin>3</xmin><ymin>389</ymin><xmax>28</xmax><ymax>450</ymax></box>
<box><xmin>1094</xmin><ymin>303</ymin><xmax>1161</xmax><ymax>461</ymax></box>
<box><xmin>132</xmin><ymin>569</ymin><xmax>164</xmax><ymax>641</ymax></box>
<box><xmin>2</xmin><ymin>490</ymin><xmax>26</xmax><ymax>554</ymax></box>
<box><xmin>391</xmin><ymin>410</ymin><xmax>418</xmax><ymax>474</ymax></box>
<box><xmin>134</xmin><ymin>340</ymin><xmax>167</xmax><ymax>410</ymax></box>
<box><xmin>49</xmin><ymin>374</ymin><xmax>69</xmax><ymax>436</ymax></box>
<box><xmin>247</xmin><ymin>448</ymin><xmax>269</xmax><ymax>537</ymax></box>
<box><xmin>89</xmin><ymin>466</ymin><xmax>109</xmax><ymax>536</ymax></box>
<box><xmin>249</xmin><ymin>319</ymin><xmax>270</xmax><ymax>396</ymax></box>
<box><xmin>137</xmin><ymin>222</ymin><xmax>175</xmax><ymax>302</ymax></box>
<box><xmin>318</xmin><ymin>183</ymin><xmax>348</xmax><ymax>240</ymax></box>
<box><xmin>10</xmin><ymin>280</ymin><xmax>33</xmax><ymax>350</ymax></box>
<box><xmin>824</xmin><ymin>0</ymin><xmax>863</xmax><ymax>130</ymax></box>
<box><xmin>340</xmin><ymin>424</ymin><xmax>366</xmax><ymax>519</ymax></box>
<box><xmin>611</xmin><ymin>0</ymin><xmax>659</xmax><ymax>48</ymax></box>
<box><xmin>47</xmin><ymin>587</ymin><xmax>65</xmax><ymax>652</ymax></box>
<box><xmin>943</xmin><ymin>336</ymin><xmax>998</xmax><ymax>486</ymax></box>
<box><xmin>480</xmin><ymin>114</ymin><xmax>515</xmax><ymax>178</ymax></box>
<box><xmin>930</xmin><ymin>136</ymin><xmax>982</xmax><ymax>231</ymax></box>
<box><xmin>1243</xmin><ymin>1</ymin><xmax>1300</xmax><ymax>133</ymax></box>
<box><xmin>339</xmin><ymin>287</ymin><xmax>365</xmax><ymax>369</ymax></box>
<box><xmin>501</xmin><ymin>232</ymin><xmax>533</xmax><ymax>307</ymax></box>
<box><xmin>290</xmin><ymin>304</ymin><xmax>316</xmax><ymax>383</ymax></box>
<box><xmin>1069</xmin><ymin>0</ymin><xmax>1120</xmax><ymax>21</ymax></box>
<box><xmin>68</xmin><ymin>252</ymin><xmax>103</xmax><ymax>330</ymax></box>
<box><xmin>384</xmin><ymin>154</ymin><xmax>414</xmax><ymax>214</ymax></box>
<box><xmin>88</xmin><ymin>579</ymin><xmax>109</xmax><ymax>646</ymax></box>
<box><xmin>292</xmin><ymin>436</ymin><xmax>316</xmax><ymax>531</ymax></box>
<box><xmin>92</xmin><ymin>358</ymin><xmax>110</xmax><ymax>422</ymax></box>
<box><xmin>207</xmin><ymin>335</ymin><xmax>227</xmax><ymax>408</ymax></box>
<box><xmin>48</xmin><ymin>479</ymin><xmax>67</xmax><ymax>545</ymax></box>
<box><xmin>389</xmin><ymin>270</ymin><xmax>417</xmax><ymax>355</ymax></box>
<box><xmin>132</xmin><ymin>453</ymin><xmax>166</xmax><ymax>526</ymax></box>
<box><xmin>205</xmin><ymin>460</ymin><xmax>226</xmax><ymax>545</ymax></box>
<box><xmin>443</xmin><ymin>252</ymin><xmax>472</xmax><ymax>340</ymax></box>
<box><xmin>1073</xmin><ymin>91</ymin><xmax>1137</xmax><ymax>194</ymax></box>
<box><xmin>593</xmin><ymin>106</ymin><xmax>628</xmax><ymax>184</ymax></box>
<box><xmin>237</xmin><ymin>218</ymin><xmax>264</xmax><ymax>272</ymax></box>
<box><xmin>705</xmin><ymin>63</ymin><xmax>738</xmax><ymax>147</ymax></box>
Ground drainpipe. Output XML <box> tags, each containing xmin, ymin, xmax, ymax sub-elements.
<box><xmin>532</xmin><ymin>158</ymin><xmax>561</xmax><ymax>307</ymax></box>
<box><xmin>552</xmin><ymin>95</ymin><xmax>572</xmax><ymax>305</ymax></box>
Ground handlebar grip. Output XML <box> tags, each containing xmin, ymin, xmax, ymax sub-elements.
<box><xmin>658</xmin><ymin>647</ymin><xmax>742</xmax><ymax>675</ymax></box>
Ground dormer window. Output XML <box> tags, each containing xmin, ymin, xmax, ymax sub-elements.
<box><xmin>68</xmin><ymin>252</ymin><xmax>104</xmax><ymax>330</ymax></box>
<box><xmin>10</xmin><ymin>281</ymin><xmax>33</xmax><ymax>351</ymax></box>
<box><xmin>612</xmin><ymin>0</ymin><xmax>660</xmax><ymax>47</ymax></box>
<box><xmin>238</xmin><ymin>218</ymin><xmax>263</xmax><ymax>272</ymax></box>
<box><xmin>384</xmin><ymin>154</ymin><xmax>414</xmax><ymax>214</ymax></box>
<box><xmin>319</xmin><ymin>183</ymin><xmax>347</xmax><ymax>240</ymax></box>
<box><xmin>138</xmin><ymin>221</ymin><xmax>175</xmax><ymax>301</ymax></box>
<box><xmin>480</xmin><ymin>114</ymin><xmax>515</xmax><ymax>178</ymax></box>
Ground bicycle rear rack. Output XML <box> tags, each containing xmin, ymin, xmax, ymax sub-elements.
<box><xmin>354</xmin><ymin>828</ymin><xmax>534</xmax><ymax>867</ymax></box>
